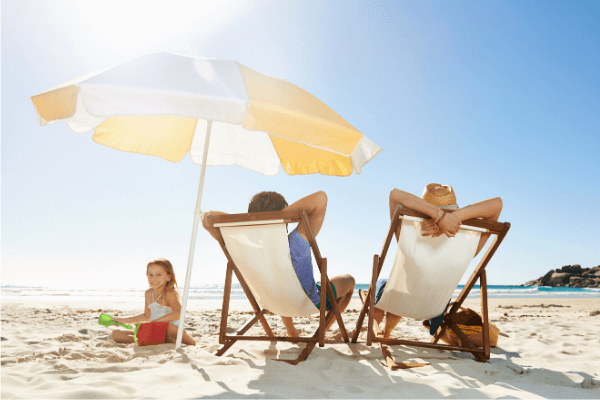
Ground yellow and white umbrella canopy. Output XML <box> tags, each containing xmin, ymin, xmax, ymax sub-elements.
<box><xmin>31</xmin><ymin>52</ymin><xmax>381</xmax><ymax>176</ymax></box>
<box><xmin>31</xmin><ymin>52</ymin><xmax>382</xmax><ymax>349</ymax></box>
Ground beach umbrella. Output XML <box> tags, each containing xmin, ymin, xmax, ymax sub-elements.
<box><xmin>31</xmin><ymin>52</ymin><xmax>382</xmax><ymax>348</ymax></box>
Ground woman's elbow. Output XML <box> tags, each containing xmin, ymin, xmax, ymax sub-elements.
<box><xmin>492</xmin><ymin>197</ymin><xmax>503</xmax><ymax>218</ymax></box>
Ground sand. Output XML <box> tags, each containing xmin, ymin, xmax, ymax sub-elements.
<box><xmin>1</xmin><ymin>297</ymin><xmax>599</xmax><ymax>399</ymax></box>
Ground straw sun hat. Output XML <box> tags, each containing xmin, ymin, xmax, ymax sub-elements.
<box><xmin>421</xmin><ymin>183</ymin><xmax>458</xmax><ymax>209</ymax></box>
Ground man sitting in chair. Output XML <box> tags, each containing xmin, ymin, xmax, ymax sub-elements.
<box><xmin>202</xmin><ymin>190</ymin><xmax>355</xmax><ymax>337</ymax></box>
<box><xmin>370</xmin><ymin>183</ymin><xmax>503</xmax><ymax>338</ymax></box>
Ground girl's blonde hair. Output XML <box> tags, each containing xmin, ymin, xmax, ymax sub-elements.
<box><xmin>147</xmin><ymin>258</ymin><xmax>180</xmax><ymax>298</ymax></box>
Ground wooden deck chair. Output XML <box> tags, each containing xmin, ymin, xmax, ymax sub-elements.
<box><xmin>352</xmin><ymin>205</ymin><xmax>510</xmax><ymax>369</ymax></box>
<box><xmin>203</xmin><ymin>210</ymin><xmax>350</xmax><ymax>365</ymax></box>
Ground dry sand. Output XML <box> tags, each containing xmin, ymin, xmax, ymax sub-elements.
<box><xmin>1</xmin><ymin>297</ymin><xmax>599</xmax><ymax>399</ymax></box>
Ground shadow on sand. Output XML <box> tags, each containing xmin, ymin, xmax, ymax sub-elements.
<box><xmin>180</xmin><ymin>341</ymin><xmax>598</xmax><ymax>399</ymax></box>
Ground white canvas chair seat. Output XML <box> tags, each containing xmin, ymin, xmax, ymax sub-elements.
<box><xmin>218</xmin><ymin>222</ymin><xmax>318</xmax><ymax>317</ymax></box>
<box><xmin>376</xmin><ymin>218</ymin><xmax>482</xmax><ymax>320</ymax></box>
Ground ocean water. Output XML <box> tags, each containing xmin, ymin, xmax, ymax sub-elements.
<box><xmin>2</xmin><ymin>283</ymin><xmax>599</xmax><ymax>303</ymax></box>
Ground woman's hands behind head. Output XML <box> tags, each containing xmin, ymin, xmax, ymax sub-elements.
<box><xmin>421</xmin><ymin>219</ymin><xmax>443</xmax><ymax>237</ymax></box>
<box><xmin>421</xmin><ymin>210</ymin><xmax>461</xmax><ymax>238</ymax></box>
<box><xmin>438</xmin><ymin>211</ymin><xmax>461</xmax><ymax>237</ymax></box>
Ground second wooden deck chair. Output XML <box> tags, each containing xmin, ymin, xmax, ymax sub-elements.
<box><xmin>352</xmin><ymin>205</ymin><xmax>510</xmax><ymax>369</ymax></box>
<box><xmin>203</xmin><ymin>210</ymin><xmax>349</xmax><ymax>365</ymax></box>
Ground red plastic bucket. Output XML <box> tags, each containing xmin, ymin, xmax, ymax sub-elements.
<box><xmin>134</xmin><ymin>322</ymin><xmax>170</xmax><ymax>346</ymax></box>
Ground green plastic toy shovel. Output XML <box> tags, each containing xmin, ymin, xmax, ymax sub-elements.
<box><xmin>133</xmin><ymin>324</ymin><xmax>141</xmax><ymax>345</ymax></box>
<box><xmin>98</xmin><ymin>313</ymin><xmax>132</xmax><ymax>330</ymax></box>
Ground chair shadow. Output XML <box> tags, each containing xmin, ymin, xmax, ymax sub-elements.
<box><xmin>181</xmin><ymin>340</ymin><xmax>598</xmax><ymax>399</ymax></box>
<box><xmin>387</xmin><ymin>344</ymin><xmax>597</xmax><ymax>398</ymax></box>
<box><xmin>184</xmin><ymin>342</ymin><xmax>448</xmax><ymax>399</ymax></box>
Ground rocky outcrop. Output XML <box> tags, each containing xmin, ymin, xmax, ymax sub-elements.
<box><xmin>523</xmin><ymin>264</ymin><xmax>600</xmax><ymax>288</ymax></box>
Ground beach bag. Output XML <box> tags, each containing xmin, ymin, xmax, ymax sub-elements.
<box><xmin>423</xmin><ymin>305</ymin><xmax>500</xmax><ymax>348</ymax></box>
<box><xmin>134</xmin><ymin>322</ymin><xmax>170</xmax><ymax>346</ymax></box>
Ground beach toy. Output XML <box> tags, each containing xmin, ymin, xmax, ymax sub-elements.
<box><xmin>133</xmin><ymin>322</ymin><xmax>170</xmax><ymax>346</ymax></box>
<box><xmin>98</xmin><ymin>313</ymin><xmax>132</xmax><ymax>330</ymax></box>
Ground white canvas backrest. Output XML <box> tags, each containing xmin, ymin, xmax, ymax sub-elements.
<box><xmin>217</xmin><ymin>221</ymin><xmax>319</xmax><ymax>318</ymax></box>
<box><xmin>376</xmin><ymin>217</ymin><xmax>482</xmax><ymax>320</ymax></box>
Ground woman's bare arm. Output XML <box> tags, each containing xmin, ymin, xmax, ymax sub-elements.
<box><xmin>452</xmin><ymin>197</ymin><xmax>503</xmax><ymax>223</ymax></box>
<box><xmin>454</xmin><ymin>197</ymin><xmax>503</xmax><ymax>256</ymax></box>
<box><xmin>389</xmin><ymin>189</ymin><xmax>439</xmax><ymax>220</ymax></box>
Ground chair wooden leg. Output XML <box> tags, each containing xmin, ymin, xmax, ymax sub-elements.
<box><xmin>326</xmin><ymin>281</ymin><xmax>349</xmax><ymax>342</ymax></box>
<box><xmin>277</xmin><ymin>342</ymin><xmax>317</xmax><ymax>365</ymax></box>
<box><xmin>277</xmin><ymin>310</ymin><xmax>336</xmax><ymax>365</ymax></box>
<box><xmin>231</xmin><ymin>266</ymin><xmax>275</xmax><ymax>338</ymax></box>
<box><xmin>318</xmin><ymin>259</ymin><xmax>326</xmax><ymax>348</ymax></box>
<box><xmin>446</xmin><ymin>318</ymin><xmax>487</xmax><ymax>362</ymax></box>
<box><xmin>480</xmin><ymin>270</ymin><xmax>490</xmax><ymax>360</ymax></box>
<box><xmin>321</xmin><ymin>258</ymin><xmax>350</xmax><ymax>343</ymax></box>
<box><xmin>367</xmin><ymin>255</ymin><xmax>379</xmax><ymax>346</ymax></box>
<box><xmin>352</xmin><ymin>290</ymin><xmax>370</xmax><ymax>343</ymax></box>
<box><xmin>380</xmin><ymin>343</ymin><xmax>400</xmax><ymax>370</ymax></box>
<box><xmin>219</xmin><ymin>263</ymin><xmax>233</xmax><ymax>345</ymax></box>
<box><xmin>362</xmin><ymin>292</ymin><xmax>428</xmax><ymax>371</ymax></box>
<box><xmin>215</xmin><ymin>309</ymin><xmax>269</xmax><ymax>357</ymax></box>
<box><xmin>215</xmin><ymin>340</ymin><xmax>236</xmax><ymax>357</ymax></box>
<box><xmin>453</xmin><ymin>235</ymin><xmax>502</xmax><ymax>311</ymax></box>
<box><xmin>379</xmin><ymin>343</ymin><xmax>428</xmax><ymax>370</ymax></box>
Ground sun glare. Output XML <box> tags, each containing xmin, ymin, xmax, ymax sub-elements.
<box><xmin>39</xmin><ymin>1</ymin><xmax>250</xmax><ymax>59</ymax></box>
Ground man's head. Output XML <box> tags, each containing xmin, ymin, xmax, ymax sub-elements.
<box><xmin>421</xmin><ymin>183</ymin><xmax>459</xmax><ymax>209</ymax></box>
<box><xmin>248</xmin><ymin>191</ymin><xmax>289</xmax><ymax>213</ymax></box>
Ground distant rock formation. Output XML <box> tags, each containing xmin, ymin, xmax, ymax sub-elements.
<box><xmin>523</xmin><ymin>265</ymin><xmax>600</xmax><ymax>288</ymax></box>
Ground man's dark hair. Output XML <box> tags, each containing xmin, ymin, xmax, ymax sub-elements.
<box><xmin>248</xmin><ymin>191</ymin><xmax>288</xmax><ymax>213</ymax></box>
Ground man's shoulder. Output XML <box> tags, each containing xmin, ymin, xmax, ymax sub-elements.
<box><xmin>288</xmin><ymin>228</ymin><xmax>307</xmax><ymax>241</ymax></box>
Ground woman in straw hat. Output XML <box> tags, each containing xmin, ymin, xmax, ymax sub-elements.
<box><xmin>369</xmin><ymin>184</ymin><xmax>503</xmax><ymax>338</ymax></box>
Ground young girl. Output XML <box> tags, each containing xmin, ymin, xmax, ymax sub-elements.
<box><xmin>112</xmin><ymin>258</ymin><xmax>196</xmax><ymax>346</ymax></box>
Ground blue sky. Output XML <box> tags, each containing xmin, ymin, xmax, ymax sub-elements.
<box><xmin>2</xmin><ymin>0</ymin><xmax>599</xmax><ymax>290</ymax></box>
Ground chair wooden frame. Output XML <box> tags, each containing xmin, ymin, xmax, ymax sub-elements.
<box><xmin>351</xmin><ymin>205</ymin><xmax>510</xmax><ymax>369</ymax></box>
<box><xmin>204</xmin><ymin>210</ymin><xmax>349</xmax><ymax>365</ymax></box>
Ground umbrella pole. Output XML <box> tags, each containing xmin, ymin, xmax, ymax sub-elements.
<box><xmin>175</xmin><ymin>120</ymin><xmax>212</xmax><ymax>350</ymax></box>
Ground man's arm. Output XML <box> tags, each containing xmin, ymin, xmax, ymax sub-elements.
<box><xmin>280</xmin><ymin>191</ymin><xmax>327</xmax><ymax>338</ymax></box>
<box><xmin>284</xmin><ymin>191</ymin><xmax>327</xmax><ymax>240</ymax></box>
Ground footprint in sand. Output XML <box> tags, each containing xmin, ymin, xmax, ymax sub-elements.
<box><xmin>57</xmin><ymin>334</ymin><xmax>81</xmax><ymax>342</ymax></box>
<box><xmin>106</xmin><ymin>354</ymin><xmax>127</xmax><ymax>363</ymax></box>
